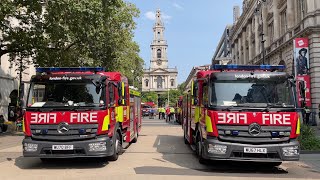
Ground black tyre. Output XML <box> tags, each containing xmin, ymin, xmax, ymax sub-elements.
<box><xmin>196</xmin><ymin>133</ymin><xmax>206</xmax><ymax>164</ymax></box>
<box><xmin>183</xmin><ymin>126</ymin><xmax>189</xmax><ymax>144</ymax></box>
<box><xmin>107</xmin><ymin>132</ymin><xmax>122</xmax><ymax>161</ymax></box>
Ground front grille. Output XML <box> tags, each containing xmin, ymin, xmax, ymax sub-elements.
<box><xmin>31</xmin><ymin>124</ymin><xmax>98</xmax><ymax>141</ymax></box>
<box><xmin>217</xmin><ymin>125</ymin><xmax>291</xmax><ymax>144</ymax></box>
<box><xmin>42</xmin><ymin>148</ymin><xmax>86</xmax><ymax>155</ymax></box>
<box><xmin>231</xmin><ymin>151</ymin><xmax>280</xmax><ymax>159</ymax></box>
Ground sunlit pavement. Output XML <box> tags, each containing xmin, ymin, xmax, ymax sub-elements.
<box><xmin>0</xmin><ymin>117</ymin><xmax>319</xmax><ymax>180</ymax></box>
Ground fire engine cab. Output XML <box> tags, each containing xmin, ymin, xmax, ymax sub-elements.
<box><xmin>182</xmin><ymin>64</ymin><xmax>300</xmax><ymax>165</ymax></box>
<box><xmin>22</xmin><ymin>67</ymin><xmax>142</xmax><ymax>161</ymax></box>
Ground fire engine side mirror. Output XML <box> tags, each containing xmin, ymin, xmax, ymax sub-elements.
<box><xmin>193</xmin><ymin>98</ymin><xmax>198</xmax><ymax>105</ymax></box>
<box><xmin>93</xmin><ymin>76</ymin><xmax>107</xmax><ymax>94</ymax></box>
<box><xmin>19</xmin><ymin>99</ymin><xmax>25</xmax><ymax>107</ymax></box>
<box><xmin>118</xmin><ymin>99</ymin><xmax>123</xmax><ymax>105</ymax></box>
<box><xmin>117</xmin><ymin>82</ymin><xmax>125</xmax><ymax>96</ymax></box>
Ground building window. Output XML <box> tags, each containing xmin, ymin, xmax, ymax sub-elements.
<box><xmin>170</xmin><ymin>79</ymin><xmax>174</xmax><ymax>87</ymax></box>
<box><xmin>157</xmin><ymin>49</ymin><xmax>161</xmax><ymax>58</ymax></box>
<box><xmin>280</xmin><ymin>10</ymin><xmax>287</xmax><ymax>36</ymax></box>
<box><xmin>157</xmin><ymin>76</ymin><xmax>163</xmax><ymax>89</ymax></box>
<box><xmin>157</xmin><ymin>31</ymin><xmax>160</xmax><ymax>40</ymax></box>
<box><xmin>145</xmin><ymin>79</ymin><xmax>149</xmax><ymax>87</ymax></box>
<box><xmin>268</xmin><ymin>22</ymin><xmax>274</xmax><ymax>43</ymax></box>
<box><xmin>297</xmin><ymin>0</ymin><xmax>307</xmax><ymax>23</ymax></box>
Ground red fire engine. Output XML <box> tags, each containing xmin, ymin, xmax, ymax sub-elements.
<box><xmin>22</xmin><ymin>67</ymin><xmax>142</xmax><ymax>161</ymax></box>
<box><xmin>183</xmin><ymin>64</ymin><xmax>300</xmax><ymax>166</ymax></box>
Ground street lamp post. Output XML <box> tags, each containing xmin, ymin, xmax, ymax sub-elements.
<box><xmin>131</xmin><ymin>70</ymin><xmax>134</xmax><ymax>87</ymax></box>
<box><xmin>168</xmin><ymin>88</ymin><xmax>170</xmax><ymax>107</ymax></box>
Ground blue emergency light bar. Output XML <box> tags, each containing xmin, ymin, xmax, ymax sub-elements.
<box><xmin>36</xmin><ymin>67</ymin><xmax>105</xmax><ymax>73</ymax></box>
<box><xmin>211</xmin><ymin>64</ymin><xmax>285</xmax><ymax>71</ymax></box>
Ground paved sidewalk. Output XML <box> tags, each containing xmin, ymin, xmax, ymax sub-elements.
<box><xmin>300</xmin><ymin>154</ymin><xmax>320</xmax><ymax>172</ymax></box>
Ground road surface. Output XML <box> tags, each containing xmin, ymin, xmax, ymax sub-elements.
<box><xmin>0</xmin><ymin>117</ymin><xmax>319</xmax><ymax>180</ymax></box>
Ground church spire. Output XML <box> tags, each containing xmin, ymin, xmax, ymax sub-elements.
<box><xmin>150</xmin><ymin>9</ymin><xmax>168</xmax><ymax>69</ymax></box>
<box><xmin>142</xmin><ymin>9</ymin><xmax>178</xmax><ymax>93</ymax></box>
<box><xmin>155</xmin><ymin>9</ymin><xmax>163</xmax><ymax>27</ymax></box>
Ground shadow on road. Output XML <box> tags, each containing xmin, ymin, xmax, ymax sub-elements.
<box><xmin>14</xmin><ymin>156</ymin><xmax>108</xmax><ymax>169</ymax></box>
<box><xmin>0</xmin><ymin>132</ymin><xmax>24</xmax><ymax>137</ymax></box>
<box><xmin>133</xmin><ymin>134</ymin><xmax>320</xmax><ymax>178</ymax></box>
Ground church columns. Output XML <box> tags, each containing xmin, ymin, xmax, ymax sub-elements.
<box><xmin>255</xmin><ymin>15</ymin><xmax>260</xmax><ymax>57</ymax></box>
<box><xmin>238</xmin><ymin>35</ymin><xmax>242</xmax><ymax>64</ymax></box>
<box><xmin>287</xmin><ymin>0</ymin><xmax>295</xmax><ymax>29</ymax></box>
<box><xmin>242</xmin><ymin>31</ymin><xmax>247</xmax><ymax>64</ymax></box>
<box><xmin>273</xmin><ymin>0</ymin><xmax>280</xmax><ymax>40</ymax></box>
<box><xmin>248</xmin><ymin>22</ymin><xmax>253</xmax><ymax>62</ymax></box>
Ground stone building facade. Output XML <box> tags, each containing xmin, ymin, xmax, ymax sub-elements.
<box><xmin>142</xmin><ymin>10</ymin><xmax>178</xmax><ymax>93</ymax></box>
<box><xmin>230</xmin><ymin>0</ymin><xmax>320</xmax><ymax>121</ymax></box>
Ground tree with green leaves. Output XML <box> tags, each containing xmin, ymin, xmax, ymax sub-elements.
<box><xmin>1</xmin><ymin>0</ymin><xmax>143</xmax><ymax>83</ymax></box>
<box><xmin>141</xmin><ymin>91</ymin><xmax>158</xmax><ymax>104</ymax></box>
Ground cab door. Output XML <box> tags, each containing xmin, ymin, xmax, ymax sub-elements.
<box><xmin>107</xmin><ymin>83</ymin><xmax>117</xmax><ymax>136</ymax></box>
<box><xmin>129</xmin><ymin>94</ymin><xmax>135</xmax><ymax>141</ymax></box>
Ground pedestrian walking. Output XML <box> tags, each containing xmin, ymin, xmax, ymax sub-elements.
<box><xmin>0</xmin><ymin>115</ymin><xmax>8</xmax><ymax>133</ymax></box>
<box><xmin>166</xmin><ymin>106</ymin><xmax>170</xmax><ymax>122</ymax></box>
<box><xmin>304</xmin><ymin>106</ymin><xmax>311</xmax><ymax>125</ymax></box>
<box><xmin>158</xmin><ymin>107</ymin><xmax>161</xmax><ymax>119</ymax></box>
<box><xmin>159</xmin><ymin>107</ymin><xmax>165</xmax><ymax>120</ymax></box>
<box><xmin>149</xmin><ymin>108</ymin><xmax>155</xmax><ymax>119</ymax></box>
<box><xmin>170</xmin><ymin>107</ymin><xmax>175</xmax><ymax>121</ymax></box>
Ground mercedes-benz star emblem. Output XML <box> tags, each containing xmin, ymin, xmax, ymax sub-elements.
<box><xmin>57</xmin><ymin>122</ymin><xmax>69</xmax><ymax>134</ymax></box>
<box><xmin>248</xmin><ymin>123</ymin><xmax>261</xmax><ymax>136</ymax></box>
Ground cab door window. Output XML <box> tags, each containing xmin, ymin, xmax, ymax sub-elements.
<box><xmin>202</xmin><ymin>83</ymin><xmax>208</xmax><ymax>107</ymax></box>
<box><xmin>108</xmin><ymin>83</ymin><xmax>115</xmax><ymax>106</ymax></box>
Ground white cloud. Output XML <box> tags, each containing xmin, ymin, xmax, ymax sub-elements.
<box><xmin>145</xmin><ymin>11</ymin><xmax>156</xmax><ymax>20</ymax></box>
<box><xmin>162</xmin><ymin>13</ymin><xmax>172</xmax><ymax>21</ymax></box>
<box><xmin>173</xmin><ymin>2</ymin><xmax>183</xmax><ymax>10</ymax></box>
<box><xmin>144</xmin><ymin>11</ymin><xmax>172</xmax><ymax>22</ymax></box>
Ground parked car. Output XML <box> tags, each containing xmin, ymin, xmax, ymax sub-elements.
<box><xmin>142</xmin><ymin>105</ymin><xmax>151</xmax><ymax>117</ymax></box>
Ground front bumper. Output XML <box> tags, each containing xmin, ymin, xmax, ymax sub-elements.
<box><xmin>202</xmin><ymin>138</ymin><xmax>300</xmax><ymax>162</ymax></box>
<box><xmin>22</xmin><ymin>135</ymin><xmax>114</xmax><ymax>158</ymax></box>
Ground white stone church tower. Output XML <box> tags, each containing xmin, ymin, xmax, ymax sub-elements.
<box><xmin>142</xmin><ymin>9</ymin><xmax>178</xmax><ymax>93</ymax></box>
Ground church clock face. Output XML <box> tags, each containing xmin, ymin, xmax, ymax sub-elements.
<box><xmin>157</xmin><ymin>59</ymin><xmax>162</xmax><ymax>65</ymax></box>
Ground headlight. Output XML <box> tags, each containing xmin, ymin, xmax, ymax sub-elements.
<box><xmin>282</xmin><ymin>146</ymin><xmax>299</xmax><ymax>156</ymax></box>
<box><xmin>208</xmin><ymin>144</ymin><xmax>227</xmax><ymax>154</ymax></box>
<box><xmin>88</xmin><ymin>142</ymin><xmax>106</xmax><ymax>152</ymax></box>
<box><xmin>24</xmin><ymin>143</ymin><xmax>38</xmax><ymax>152</ymax></box>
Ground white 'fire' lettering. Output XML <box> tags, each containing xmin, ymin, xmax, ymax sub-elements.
<box><xmin>262</xmin><ymin>114</ymin><xmax>291</xmax><ymax>125</ymax></box>
<box><xmin>70</xmin><ymin>112</ymin><xmax>98</xmax><ymax>123</ymax></box>
<box><xmin>30</xmin><ymin>113</ymin><xmax>57</xmax><ymax>124</ymax></box>
<box><xmin>217</xmin><ymin>113</ymin><xmax>247</xmax><ymax>124</ymax></box>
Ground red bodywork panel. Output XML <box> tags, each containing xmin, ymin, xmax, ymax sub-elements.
<box><xmin>23</xmin><ymin>110</ymin><xmax>115</xmax><ymax>136</ymax></box>
<box><xmin>206</xmin><ymin>110</ymin><xmax>299</xmax><ymax>138</ymax></box>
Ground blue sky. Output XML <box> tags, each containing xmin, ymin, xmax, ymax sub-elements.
<box><xmin>126</xmin><ymin>0</ymin><xmax>243</xmax><ymax>84</ymax></box>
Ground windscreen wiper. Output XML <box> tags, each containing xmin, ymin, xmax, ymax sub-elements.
<box><xmin>263</xmin><ymin>103</ymin><xmax>295</xmax><ymax>112</ymax></box>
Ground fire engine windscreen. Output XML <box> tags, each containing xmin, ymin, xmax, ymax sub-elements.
<box><xmin>210</xmin><ymin>80</ymin><xmax>294</xmax><ymax>107</ymax></box>
<box><xmin>27</xmin><ymin>82</ymin><xmax>106</xmax><ymax>108</ymax></box>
